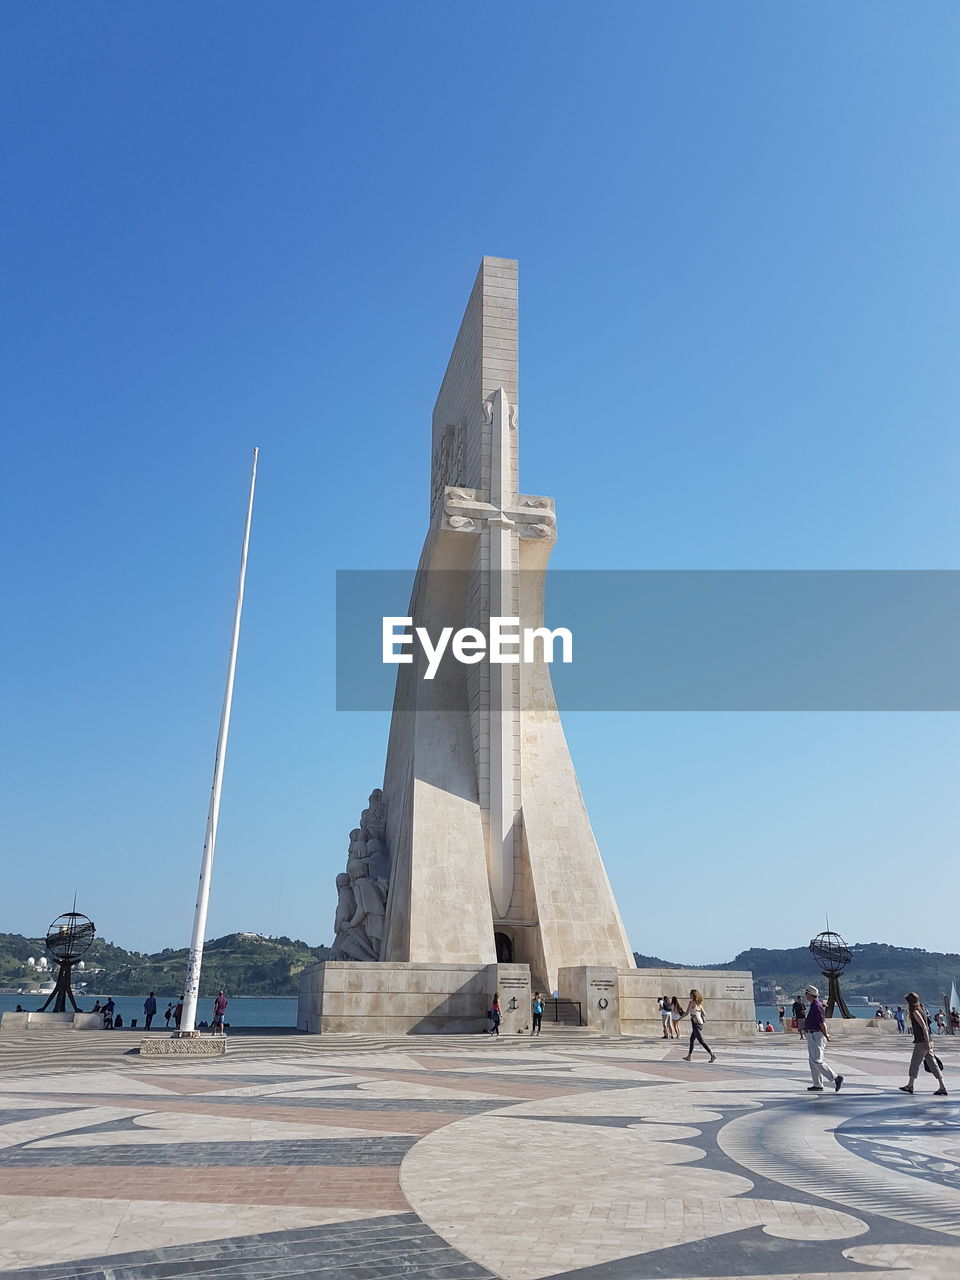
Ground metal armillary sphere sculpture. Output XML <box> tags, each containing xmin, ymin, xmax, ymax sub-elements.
<box><xmin>809</xmin><ymin>930</ymin><xmax>855</xmax><ymax>1019</ymax></box>
<box><xmin>37</xmin><ymin>913</ymin><xmax>96</xmax><ymax>1013</ymax></box>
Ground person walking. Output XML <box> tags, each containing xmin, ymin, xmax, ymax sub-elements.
<box><xmin>802</xmin><ymin>983</ymin><xmax>843</xmax><ymax>1093</ymax></box>
<box><xmin>143</xmin><ymin>992</ymin><xmax>157</xmax><ymax>1031</ymax></box>
<box><xmin>895</xmin><ymin>1006</ymin><xmax>906</xmax><ymax>1034</ymax></box>
<box><xmin>659</xmin><ymin>996</ymin><xmax>672</xmax><ymax>1039</ymax></box>
<box><xmin>531</xmin><ymin>992</ymin><xmax>543</xmax><ymax>1037</ymax></box>
<box><xmin>899</xmin><ymin>993</ymin><xmax>947</xmax><ymax>1096</ymax></box>
<box><xmin>163</xmin><ymin>1002</ymin><xmax>173</xmax><ymax>1028</ymax></box>
<box><xmin>102</xmin><ymin>997</ymin><xmax>115</xmax><ymax>1030</ymax></box>
<box><xmin>681</xmin><ymin>989</ymin><xmax>716</xmax><ymax>1063</ymax></box>
<box><xmin>488</xmin><ymin>993</ymin><xmax>502</xmax><ymax>1036</ymax></box>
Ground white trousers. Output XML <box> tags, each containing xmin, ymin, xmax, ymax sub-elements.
<box><xmin>806</xmin><ymin>1031</ymin><xmax>837</xmax><ymax>1085</ymax></box>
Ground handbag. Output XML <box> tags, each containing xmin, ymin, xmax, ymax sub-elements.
<box><xmin>923</xmin><ymin>1054</ymin><xmax>945</xmax><ymax>1073</ymax></box>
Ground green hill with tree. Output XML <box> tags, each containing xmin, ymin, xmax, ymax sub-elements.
<box><xmin>0</xmin><ymin>932</ymin><xmax>333</xmax><ymax>998</ymax></box>
<box><xmin>634</xmin><ymin>942</ymin><xmax>960</xmax><ymax>1006</ymax></box>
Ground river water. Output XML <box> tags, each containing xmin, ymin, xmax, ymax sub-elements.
<box><xmin>1</xmin><ymin>993</ymin><xmax>890</xmax><ymax>1032</ymax></box>
<box><xmin>0</xmin><ymin>992</ymin><xmax>299</xmax><ymax>1028</ymax></box>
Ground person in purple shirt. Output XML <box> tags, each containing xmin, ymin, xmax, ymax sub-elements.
<box><xmin>212</xmin><ymin>990</ymin><xmax>228</xmax><ymax>1036</ymax></box>
<box><xmin>802</xmin><ymin>983</ymin><xmax>843</xmax><ymax>1093</ymax></box>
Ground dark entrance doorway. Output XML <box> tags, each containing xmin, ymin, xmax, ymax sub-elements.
<box><xmin>494</xmin><ymin>932</ymin><xmax>513</xmax><ymax>963</ymax></box>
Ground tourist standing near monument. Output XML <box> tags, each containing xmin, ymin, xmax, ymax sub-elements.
<box><xmin>670</xmin><ymin>996</ymin><xmax>684</xmax><ymax>1037</ymax></box>
<box><xmin>659</xmin><ymin>996</ymin><xmax>673</xmax><ymax>1039</ymax></box>
<box><xmin>488</xmin><ymin>994</ymin><xmax>501</xmax><ymax>1036</ymax></box>
<box><xmin>791</xmin><ymin>995</ymin><xmax>806</xmax><ymax>1039</ymax></box>
<box><xmin>681</xmin><ymin>989</ymin><xmax>717</xmax><ymax>1063</ymax></box>
<box><xmin>802</xmin><ymin>983</ymin><xmax>843</xmax><ymax>1093</ymax></box>
<box><xmin>900</xmin><ymin>993</ymin><xmax>947</xmax><ymax>1095</ymax></box>
<box><xmin>143</xmin><ymin>992</ymin><xmax>157</xmax><ymax>1030</ymax></box>
<box><xmin>212</xmin><ymin>990</ymin><xmax>228</xmax><ymax>1036</ymax></box>
<box><xmin>531</xmin><ymin>992</ymin><xmax>543</xmax><ymax>1036</ymax></box>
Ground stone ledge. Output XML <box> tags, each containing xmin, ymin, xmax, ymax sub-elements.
<box><xmin>1</xmin><ymin>1012</ymin><xmax>103</xmax><ymax>1030</ymax></box>
<box><xmin>139</xmin><ymin>1037</ymin><xmax>227</xmax><ymax>1056</ymax></box>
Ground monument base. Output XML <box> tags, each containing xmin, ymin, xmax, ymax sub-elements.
<box><xmin>557</xmin><ymin>967</ymin><xmax>755</xmax><ymax>1037</ymax></box>
<box><xmin>298</xmin><ymin>962</ymin><xmax>756</xmax><ymax>1036</ymax></box>
<box><xmin>139</xmin><ymin>1036</ymin><xmax>227</xmax><ymax>1056</ymax></box>
<box><xmin>0</xmin><ymin>1011</ymin><xmax>102</xmax><ymax>1030</ymax></box>
<box><xmin>298</xmin><ymin>961</ymin><xmax>531</xmax><ymax>1035</ymax></box>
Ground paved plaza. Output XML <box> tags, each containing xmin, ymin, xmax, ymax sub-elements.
<box><xmin>0</xmin><ymin>1028</ymin><xmax>957</xmax><ymax>1279</ymax></box>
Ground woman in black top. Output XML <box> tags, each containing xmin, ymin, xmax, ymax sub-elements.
<box><xmin>900</xmin><ymin>993</ymin><xmax>947</xmax><ymax>1095</ymax></box>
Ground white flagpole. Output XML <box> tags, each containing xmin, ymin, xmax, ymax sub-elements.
<box><xmin>179</xmin><ymin>447</ymin><xmax>259</xmax><ymax>1036</ymax></box>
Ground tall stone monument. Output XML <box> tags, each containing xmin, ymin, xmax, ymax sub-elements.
<box><xmin>299</xmin><ymin>258</ymin><xmax>754</xmax><ymax>1035</ymax></box>
<box><xmin>377</xmin><ymin>255</ymin><xmax>634</xmax><ymax>990</ymax></box>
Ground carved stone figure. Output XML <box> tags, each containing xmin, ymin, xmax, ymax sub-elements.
<box><xmin>360</xmin><ymin>788</ymin><xmax>387</xmax><ymax>841</ymax></box>
<box><xmin>331</xmin><ymin>789</ymin><xmax>391</xmax><ymax>963</ymax></box>
<box><xmin>431</xmin><ymin>428</ymin><xmax>453</xmax><ymax>518</ymax></box>
<box><xmin>332</xmin><ymin>873</ymin><xmax>379</xmax><ymax>961</ymax></box>
<box><xmin>364</xmin><ymin>840</ymin><xmax>391</xmax><ymax>888</ymax></box>
<box><xmin>347</xmin><ymin>860</ymin><xmax>386</xmax><ymax>955</ymax></box>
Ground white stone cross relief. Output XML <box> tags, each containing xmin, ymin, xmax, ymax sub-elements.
<box><xmin>437</xmin><ymin>390</ymin><xmax>556</xmax><ymax>917</ymax></box>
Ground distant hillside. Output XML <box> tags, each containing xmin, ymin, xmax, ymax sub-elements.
<box><xmin>0</xmin><ymin>932</ymin><xmax>333</xmax><ymax>998</ymax></box>
<box><xmin>633</xmin><ymin>942</ymin><xmax>960</xmax><ymax>1006</ymax></box>
<box><xmin>5</xmin><ymin>930</ymin><xmax>956</xmax><ymax>1004</ymax></box>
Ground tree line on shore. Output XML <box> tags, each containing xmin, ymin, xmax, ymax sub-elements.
<box><xmin>2</xmin><ymin>930</ymin><xmax>955</xmax><ymax>1003</ymax></box>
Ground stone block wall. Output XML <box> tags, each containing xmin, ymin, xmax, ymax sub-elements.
<box><xmin>618</xmin><ymin>968</ymin><xmax>755</xmax><ymax>1037</ymax></box>
<box><xmin>558</xmin><ymin>966</ymin><xmax>621</xmax><ymax>1034</ymax></box>
<box><xmin>298</xmin><ymin>961</ymin><xmax>528</xmax><ymax>1035</ymax></box>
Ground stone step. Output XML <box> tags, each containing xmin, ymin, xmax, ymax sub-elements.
<box><xmin>532</xmin><ymin>1022</ymin><xmax>593</xmax><ymax>1035</ymax></box>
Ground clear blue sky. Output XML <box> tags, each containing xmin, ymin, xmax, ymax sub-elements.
<box><xmin>1</xmin><ymin>3</ymin><xmax>957</xmax><ymax>964</ymax></box>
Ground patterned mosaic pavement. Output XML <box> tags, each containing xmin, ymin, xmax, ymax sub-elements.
<box><xmin>0</xmin><ymin>1028</ymin><xmax>957</xmax><ymax>1278</ymax></box>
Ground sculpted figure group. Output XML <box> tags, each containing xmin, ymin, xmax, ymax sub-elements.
<box><xmin>332</xmin><ymin>789</ymin><xmax>390</xmax><ymax>961</ymax></box>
